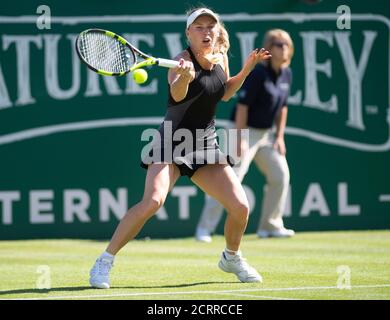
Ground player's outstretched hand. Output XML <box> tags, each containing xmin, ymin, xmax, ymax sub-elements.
<box><xmin>243</xmin><ymin>48</ymin><xmax>272</xmax><ymax>75</ymax></box>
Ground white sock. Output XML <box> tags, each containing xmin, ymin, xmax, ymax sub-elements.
<box><xmin>224</xmin><ymin>248</ymin><xmax>239</xmax><ymax>259</ymax></box>
<box><xmin>100</xmin><ymin>251</ymin><xmax>115</xmax><ymax>262</ymax></box>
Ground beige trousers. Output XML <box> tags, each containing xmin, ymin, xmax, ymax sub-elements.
<box><xmin>197</xmin><ymin>121</ymin><xmax>290</xmax><ymax>232</ymax></box>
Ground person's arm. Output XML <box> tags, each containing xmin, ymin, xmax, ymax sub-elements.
<box><xmin>235</xmin><ymin>103</ymin><xmax>249</xmax><ymax>157</ymax></box>
<box><xmin>274</xmin><ymin>106</ymin><xmax>288</xmax><ymax>155</ymax></box>
<box><xmin>168</xmin><ymin>51</ymin><xmax>195</xmax><ymax>102</ymax></box>
<box><xmin>222</xmin><ymin>48</ymin><xmax>271</xmax><ymax>102</ymax></box>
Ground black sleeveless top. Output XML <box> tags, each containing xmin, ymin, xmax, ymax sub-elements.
<box><xmin>141</xmin><ymin>47</ymin><xmax>232</xmax><ymax>177</ymax></box>
<box><xmin>165</xmin><ymin>47</ymin><xmax>227</xmax><ymax>131</ymax></box>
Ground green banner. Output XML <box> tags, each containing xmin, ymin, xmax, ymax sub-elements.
<box><xmin>0</xmin><ymin>0</ymin><xmax>389</xmax><ymax>239</ymax></box>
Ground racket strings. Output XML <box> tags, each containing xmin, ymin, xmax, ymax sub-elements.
<box><xmin>79</xmin><ymin>33</ymin><xmax>135</xmax><ymax>73</ymax></box>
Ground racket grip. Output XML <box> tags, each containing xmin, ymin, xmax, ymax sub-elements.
<box><xmin>157</xmin><ymin>58</ymin><xmax>180</xmax><ymax>68</ymax></box>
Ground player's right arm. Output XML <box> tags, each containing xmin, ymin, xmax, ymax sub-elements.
<box><xmin>168</xmin><ymin>50</ymin><xmax>195</xmax><ymax>102</ymax></box>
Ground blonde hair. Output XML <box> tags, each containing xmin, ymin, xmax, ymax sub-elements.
<box><xmin>262</xmin><ymin>29</ymin><xmax>294</xmax><ymax>67</ymax></box>
<box><xmin>186</xmin><ymin>7</ymin><xmax>230</xmax><ymax>64</ymax></box>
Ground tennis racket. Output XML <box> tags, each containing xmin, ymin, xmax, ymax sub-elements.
<box><xmin>75</xmin><ymin>28</ymin><xmax>180</xmax><ymax>76</ymax></box>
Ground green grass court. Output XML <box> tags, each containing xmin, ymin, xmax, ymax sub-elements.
<box><xmin>0</xmin><ymin>230</ymin><xmax>389</xmax><ymax>300</ymax></box>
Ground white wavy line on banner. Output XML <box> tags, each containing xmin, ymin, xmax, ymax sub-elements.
<box><xmin>219</xmin><ymin>120</ymin><xmax>390</xmax><ymax>152</ymax></box>
<box><xmin>284</xmin><ymin>127</ymin><xmax>390</xmax><ymax>152</ymax></box>
<box><xmin>0</xmin><ymin>118</ymin><xmax>389</xmax><ymax>152</ymax></box>
<box><xmin>0</xmin><ymin>118</ymin><xmax>163</xmax><ymax>145</ymax></box>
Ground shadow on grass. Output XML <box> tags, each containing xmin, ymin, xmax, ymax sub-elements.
<box><xmin>0</xmin><ymin>281</ymin><xmax>239</xmax><ymax>296</ymax></box>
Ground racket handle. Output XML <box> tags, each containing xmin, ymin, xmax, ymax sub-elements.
<box><xmin>157</xmin><ymin>58</ymin><xmax>180</xmax><ymax>68</ymax></box>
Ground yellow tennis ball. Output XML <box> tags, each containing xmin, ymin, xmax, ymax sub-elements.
<box><xmin>133</xmin><ymin>69</ymin><xmax>148</xmax><ymax>84</ymax></box>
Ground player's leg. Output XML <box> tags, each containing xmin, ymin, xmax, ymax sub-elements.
<box><xmin>191</xmin><ymin>164</ymin><xmax>262</xmax><ymax>282</ymax></box>
<box><xmin>192</xmin><ymin>164</ymin><xmax>249</xmax><ymax>250</ymax></box>
<box><xmin>195</xmin><ymin>194</ymin><xmax>224</xmax><ymax>242</ymax></box>
<box><xmin>89</xmin><ymin>163</ymin><xmax>180</xmax><ymax>289</ymax></box>
<box><xmin>106</xmin><ymin>163</ymin><xmax>180</xmax><ymax>254</ymax></box>
<box><xmin>195</xmin><ymin>126</ymin><xmax>259</xmax><ymax>241</ymax></box>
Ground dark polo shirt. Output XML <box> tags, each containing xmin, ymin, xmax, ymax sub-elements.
<box><xmin>230</xmin><ymin>63</ymin><xmax>292</xmax><ymax>129</ymax></box>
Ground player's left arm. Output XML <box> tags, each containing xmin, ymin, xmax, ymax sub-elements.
<box><xmin>221</xmin><ymin>49</ymin><xmax>271</xmax><ymax>102</ymax></box>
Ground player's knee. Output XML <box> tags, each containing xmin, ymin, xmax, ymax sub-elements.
<box><xmin>141</xmin><ymin>197</ymin><xmax>164</xmax><ymax>216</ymax></box>
<box><xmin>228</xmin><ymin>200</ymin><xmax>249</xmax><ymax>222</ymax></box>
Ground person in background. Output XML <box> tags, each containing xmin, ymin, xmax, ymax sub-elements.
<box><xmin>195</xmin><ymin>29</ymin><xmax>295</xmax><ymax>242</ymax></box>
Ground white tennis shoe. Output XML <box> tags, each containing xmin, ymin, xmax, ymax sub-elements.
<box><xmin>195</xmin><ymin>227</ymin><xmax>212</xmax><ymax>243</ymax></box>
<box><xmin>257</xmin><ymin>228</ymin><xmax>295</xmax><ymax>238</ymax></box>
<box><xmin>89</xmin><ymin>258</ymin><xmax>113</xmax><ymax>289</ymax></box>
<box><xmin>218</xmin><ymin>251</ymin><xmax>262</xmax><ymax>283</ymax></box>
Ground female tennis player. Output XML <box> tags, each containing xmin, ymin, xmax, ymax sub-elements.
<box><xmin>195</xmin><ymin>29</ymin><xmax>295</xmax><ymax>242</ymax></box>
<box><xmin>89</xmin><ymin>7</ymin><xmax>271</xmax><ymax>288</ymax></box>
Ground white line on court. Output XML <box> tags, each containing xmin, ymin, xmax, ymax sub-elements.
<box><xmin>2</xmin><ymin>284</ymin><xmax>390</xmax><ymax>300</ymax></box>
<box><xmin>214</xmin><ymin>292</ymin><xmax>303</xmax><ymax>300</ymax></box>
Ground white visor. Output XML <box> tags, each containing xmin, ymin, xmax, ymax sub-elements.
<box><xmin>186</xmin><ymin>8</ymin><xmax>219</xmax><ymax>29</ymax></box>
